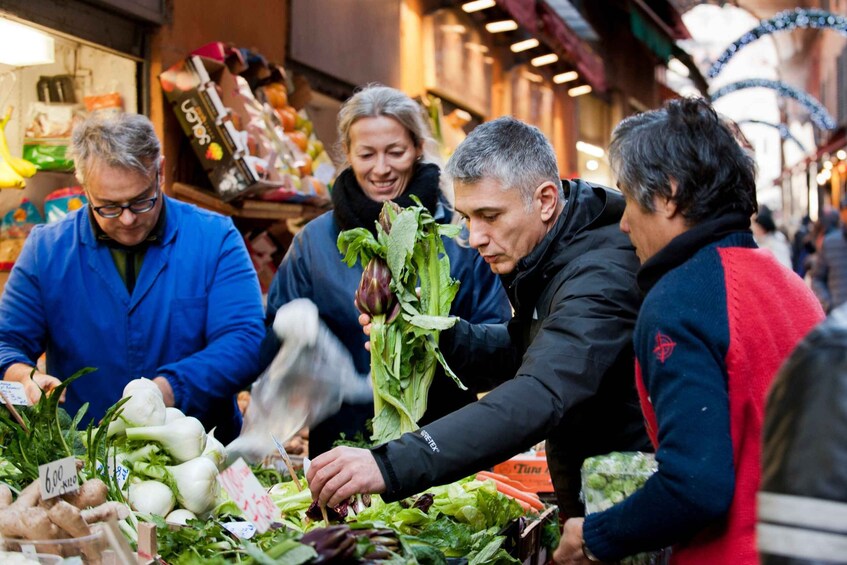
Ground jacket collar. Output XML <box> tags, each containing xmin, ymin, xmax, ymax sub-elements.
<box><xmin>504</xmin><ymin>179</ymin><xmax>625</xmax><ymax>309</ymax></box>
<box><xmin>636</xmin><ymin>212</ymin><xmax>753</xmax><ymax>294</ymax></box>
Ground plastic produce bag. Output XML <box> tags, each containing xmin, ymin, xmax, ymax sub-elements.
<box><xmin>759</xmin><ymin>308</ymin><xmax>847</xmax><ymax>564</ymax></box>
<box><xmin>581</xmin><ymin>452</ymin><xmax>670</xmax><ymax>565</ymax></box>
<box><xmin>226</xmin><ymin>318</ymin><xmax>358</xmax><ymax>463</ymax></box>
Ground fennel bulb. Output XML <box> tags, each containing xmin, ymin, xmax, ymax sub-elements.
<box><xmin>108</xmin><ymin>387</ymin><xmax>167</xmax><ymax>436</ymax></box>
<box><xmin>202</xmin><ymin>428</ymin><xmax>226</xmax><ymax>470</ymax></box>
<box><xmin>165</xmin><ymin>508</ymin><xmax>197</xmax><ymax>526</ymax></box>
<box><xmin>165</xmin><ymin>407</ymin><xmax>186</xmax><ymax>423</ymax></box>
<box><xmin>169</xmin><ymin>457</ymin><xmax>220</xmax><ymax>514</ymax></box>
<box><xmin>125</xmin><ymin>416</ymin><xmax>207</xmax><ymax>463</ymax></box>
<box><xmin>128</xmin><ymin>480</ymin><xmax>175</xmax><ymax>516</ymax></box>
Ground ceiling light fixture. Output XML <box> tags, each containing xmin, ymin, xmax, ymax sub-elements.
<box><xmin>462</xmin><ymin>0</ymin><xmax>496</xmax><ymax>13</ymax></box>
<box><xmin>576</xmin><ymin>141</ymin><xmax>605</xmax><ymax>158</ymax></box>
<box><xmin>510</xmin><ymin>38</ymin><xmax>540</xmax><ymax>53</ymax></box>
<box><xmin>667</xmin><ymin>57</ymin><xmax>690</xmax><ymax>78</ymax></box>
<box><xmin>568</xmin><ymin>85</ymin><xmax>592</xmax><ymax>97</ymax></box>
<box><xmin>0</xmin><ymin>18</ymin><xmax>54</xmax><ymax>67</ymax></box>
<box><xmin>553</xmin><ymin>71</ymin><xmax>579</xmax><ymax>84</ymax></box>
<box><xmin>531</xmin><ymin>53</ymin><xmax>559</xmax><ymax>67</ymax></box>
<box><xmin>485</xmin><ymin>20</ymin><xmax>518</xmax><ymax>33</ymax></box>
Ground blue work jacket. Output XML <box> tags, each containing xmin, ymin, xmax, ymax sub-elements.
<box><xmin>0</xmin><ymin>197</ymin><xmax>265</xmax><ymax>442</ymax></box>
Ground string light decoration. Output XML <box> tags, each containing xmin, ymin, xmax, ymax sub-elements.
<box><xmin>708</xmin><ymin>9</ymin><xmax>847</xmax><ymax>78</ymax></box>
<box><xmin>710</xmin><ymin>79</ymin><xmax>836</xmax><ymax>131</ymax></box>
<box><xmin>736</xmin><ymin>119</ymin><xmax>809</xmax><ymax>154</ymax></box>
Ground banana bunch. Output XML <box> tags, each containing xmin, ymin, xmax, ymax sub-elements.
<box><xmin>0</xmin><ymin>107</ymin><xmax>36</xmax><ymax>189</ymax></box>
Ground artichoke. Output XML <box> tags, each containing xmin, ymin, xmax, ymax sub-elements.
<box><xmin>355</xmin><ymin>257</ymin><xmax>398</xmax><ymax>319</ymax></box>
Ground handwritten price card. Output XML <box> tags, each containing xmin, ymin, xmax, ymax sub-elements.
<box><xmin>38</xmin><ymin>456</ymin><xmax>79</xmax><ymax>500</ymax></box>
<box><xmin>218</xmin><ymin>457</ymin><xmax>278</xmax><ymax>534</ymax></box>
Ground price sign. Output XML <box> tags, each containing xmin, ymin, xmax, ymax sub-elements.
<box><xmin>217</xmin><ymin>458</ymin><xmax>278</xmax><ymax>534</ymax></box>
<box><xmin>0</xmin><ymin>381</ymin><xmax>30</xmax><ymax>405</ymax></box>
<box><xmin>38</xmin><ymin>456</ymin><xmax>80</xmax><ymax>500</ymax></box>
<box><xmin>223</xmin><ymin>520</ymin><xmax>256</xmax><ymax>539</ymax></box>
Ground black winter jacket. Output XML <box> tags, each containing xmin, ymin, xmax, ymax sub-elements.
<box><xmin>372</xmin><ymin>180</ymin><xmax>650</xmax><ymax>515</ymax></box>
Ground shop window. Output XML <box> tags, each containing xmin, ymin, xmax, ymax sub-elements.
<box><xmin>506</xmin><ymin>66</ymin><xmax>555</xmax><ymax>141</ymax></box>
<box><xmin>0</xmin><ymin>16</ymin><xmax>140</xmax><ymax>276</ymax></box>
<box><xmin>424</xmin><ymin>9</ymin><xmax>493</xmax><ymax>119</ymax></box>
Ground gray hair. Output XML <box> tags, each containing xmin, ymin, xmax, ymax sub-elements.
<box><xmin>71</xmin><ymin>113</ymin><xmax>161</xmax><ymax>185</ymax></box>
<box><xmin>445</xmin><ymin>116</ymin><xmax>562</xmax><ymax>208</ymax></box>
<box><xmin>337</xmin><ymin>84</ymin><xmax>439</xmax><ymax>165</ymax></box>
<box><xmin>608</xmin><ymin>97</ymin><xmax>757</xmax><ymax>223</ymax></box>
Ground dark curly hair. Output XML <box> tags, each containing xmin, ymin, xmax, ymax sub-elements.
<box><xmin>609</xmin><ymin>97</ymin><xmax>757</xmax><ymax>223</ymax></box>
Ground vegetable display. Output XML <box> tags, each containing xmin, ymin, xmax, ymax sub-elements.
<box><xmin>0</xmin><ymin>375</ymin><xmax>555</xmax><ymax>564</ymax></box>
<box><xmin>338</xmin><ymin>200</ymin><xmax>464</xmax><ymax>443</ymax></box>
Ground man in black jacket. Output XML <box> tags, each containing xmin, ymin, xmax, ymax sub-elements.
<box><xmin>306</xmin><ymin>116</ymin><xmax>649</xmax><ymax>517</ymax></box>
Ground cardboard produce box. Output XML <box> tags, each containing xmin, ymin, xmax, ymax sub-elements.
<box><xmin>493</xmin><ymin>453</ymin><xmax>554</xmax><ymax>494</ymax></box>
<box><xmin>159</xmin><ymin>55</ymin><xmax>280</xmax><ymax>201</ymax></box>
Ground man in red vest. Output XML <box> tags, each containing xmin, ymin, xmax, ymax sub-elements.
<box><xmin>555</xmin><ymin>98</ymin><xmax>824</xmax><ymax>564</ymax></box>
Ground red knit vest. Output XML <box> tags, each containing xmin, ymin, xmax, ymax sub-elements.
<box><xmin>635</xmin><ymin>248</ymin><xmax>824</xmax><ymax>564</ymax></box>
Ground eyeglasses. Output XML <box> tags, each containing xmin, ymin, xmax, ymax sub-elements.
<box><xmin>91</xmin><ymin>171</ymin><xmax>160</xmax><ymax>219</ymax></box>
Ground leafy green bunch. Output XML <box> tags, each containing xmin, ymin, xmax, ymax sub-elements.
<box><xmin>338</xmin><ymin>198</ymin><xmax>464</xmax><ymax>443</ymax></box>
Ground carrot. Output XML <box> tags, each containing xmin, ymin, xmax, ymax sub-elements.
<box><xmin>475</xmin><ymin>474</ymin><xmax>544</xmax><ymax>511</ymax></box>
<box><xmin>476</xmin><ymin>471</ymin><xmax>533</xmax><ymax>493</ymax></box>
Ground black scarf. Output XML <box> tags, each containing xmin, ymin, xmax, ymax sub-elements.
<box><xmin>332</xmin><ymin>162</ymin><xmax>440</xmax><ymax>234</ymax></box>
<box><xmin>637</xmin><ymin>212</ymin><xmax>752</xmax><ymax>294</ymax></box>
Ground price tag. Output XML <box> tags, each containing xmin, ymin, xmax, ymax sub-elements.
<box><xmin>38</xmin><ymin>456</ymin><xmax>80</xmax><ymax>500</ymax></box>
<box><xmin>223</xmin><ymin>520</ymin><xmax>256</xmax><ymax>539</ymax></box>
<box><xmin>20</xmin><ymin>544</ymin><xmax>36</xmax><ymax>556</ymax></box>
<box><xmin>217</xmin><ymin>458</ymin><xmax>278</xmax><ymax>534</ymax></box>
<box><xmin>0</xmin><ymin>381</ymin><xmax>30</xmax><ymax>405</ymax></box>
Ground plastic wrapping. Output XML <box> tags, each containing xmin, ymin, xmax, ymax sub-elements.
<box><xmin>226</xmin><ymin>319</ymin><xmax>359</xmax><ymax>463</ymax></box>
<box><xmin>581</xmin><ymin>452</ymin><xmax>670</xmax><ymax>565</ymax></box>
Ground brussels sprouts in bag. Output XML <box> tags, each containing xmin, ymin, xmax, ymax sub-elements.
<box><xmin>581</xmin><ymin>452</ymin><xmax>670</xmax><ymax>565</ymax></box>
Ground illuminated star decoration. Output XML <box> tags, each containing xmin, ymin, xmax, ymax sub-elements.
<box><xmin>708</xmin><ymin>9</ymin><xmax>847</xmax><ymax>79</ymax></box>
<box><xmin>736</xmin><ymin>119</ymin><xmax>809</xmax><ymax>154</ymax></box>
<box><xmin>710</xmin><ymin>79</ymin><xmax>836</xmax><ymax>131</ymax></box>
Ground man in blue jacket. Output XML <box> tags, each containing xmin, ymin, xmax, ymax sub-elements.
<box><xmin>0</xmin><ymin>113</ymin><xmax>265</xmax><ymax>442</ymax></box>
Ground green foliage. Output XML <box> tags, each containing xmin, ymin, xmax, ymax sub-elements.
<box><xmin>0</xmin><ymin>368</ymin><xmax>95</xmax><ymax>488</ymax></box>
<box><xmin>337</xmin><ymin>200</ymin><xmax>462</xmax><ymax>443</ymax></box>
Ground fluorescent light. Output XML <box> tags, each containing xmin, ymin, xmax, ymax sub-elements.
<box><xmin>485</xmin><ymin>20</ymin><xmax>518</xmax><ymax>33</ymax></box>
<box><xmin>0</xmin><ymin>19</ymin><xmax>54</xmax><ymax>67</ymax></box>
<box><xmin>510</xmin><ymin>38</ymin><xmax>540</xmax><ymax>53</ymax></box>
<box><xmin>531</xmin><ymin>53</ymin><xmax>559</xmax><ymax>67</ymax></box>
<box><xmin>838</xmin><ymin>150</ymin><xmax>847</xmax><ymax>160</ymax></box>
<box><xmin>441</xmin><ymin>25</ymin><xmax>467</xmax><ymax>34</ymax></box>
<box><xmin>667</xmin><ymin>57</ymin><xmax>689</xmax><ymax>77</ymax></box>
<box><xmin>568</xmin><ymin>85</ymin><xmax>592</xmax><ymax>97</ymax></box>
<box><xmin>553</xmin><ymin>71</ymin><xmax>579</xmax><ymax>84</ymax></box>
<box><xmin>462</xmin><ymin>0</ymin><xmax>496</xmax><ymax>12</ymax></box>
<box><xmin>465</xmin><ymin>42</ymin><xmax>489</xmax><ymax>54</ymax></box>
<box><xmin>522</xmin><ymin>71</ymin><xmax>543</xmax><ymax>83</ymax></box>
<box><xmin>586</xmin><ymin>159</ymin><xmax>600</xmax><ymax>171</ymax></box>
<box><xmin>576</xmin><ymin>141</ymin><xmax>605</xmax><ymax>158</ymax></box>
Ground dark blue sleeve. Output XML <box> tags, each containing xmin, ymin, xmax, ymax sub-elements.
<box><xmin>258</xmin><ymin>229</ymin><xmax>315</xmax><ymax>370</ymax></box>
<box><xmin>582</xmin><ymin>265</ymin><xmax>736</xmax><ymax>560</ymax></box>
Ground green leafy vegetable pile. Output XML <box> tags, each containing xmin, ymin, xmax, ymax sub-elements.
<box><xmin>338</xmin><ymin>199</ymin><xmax>464</xmax><ymax>443</ymax></box>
